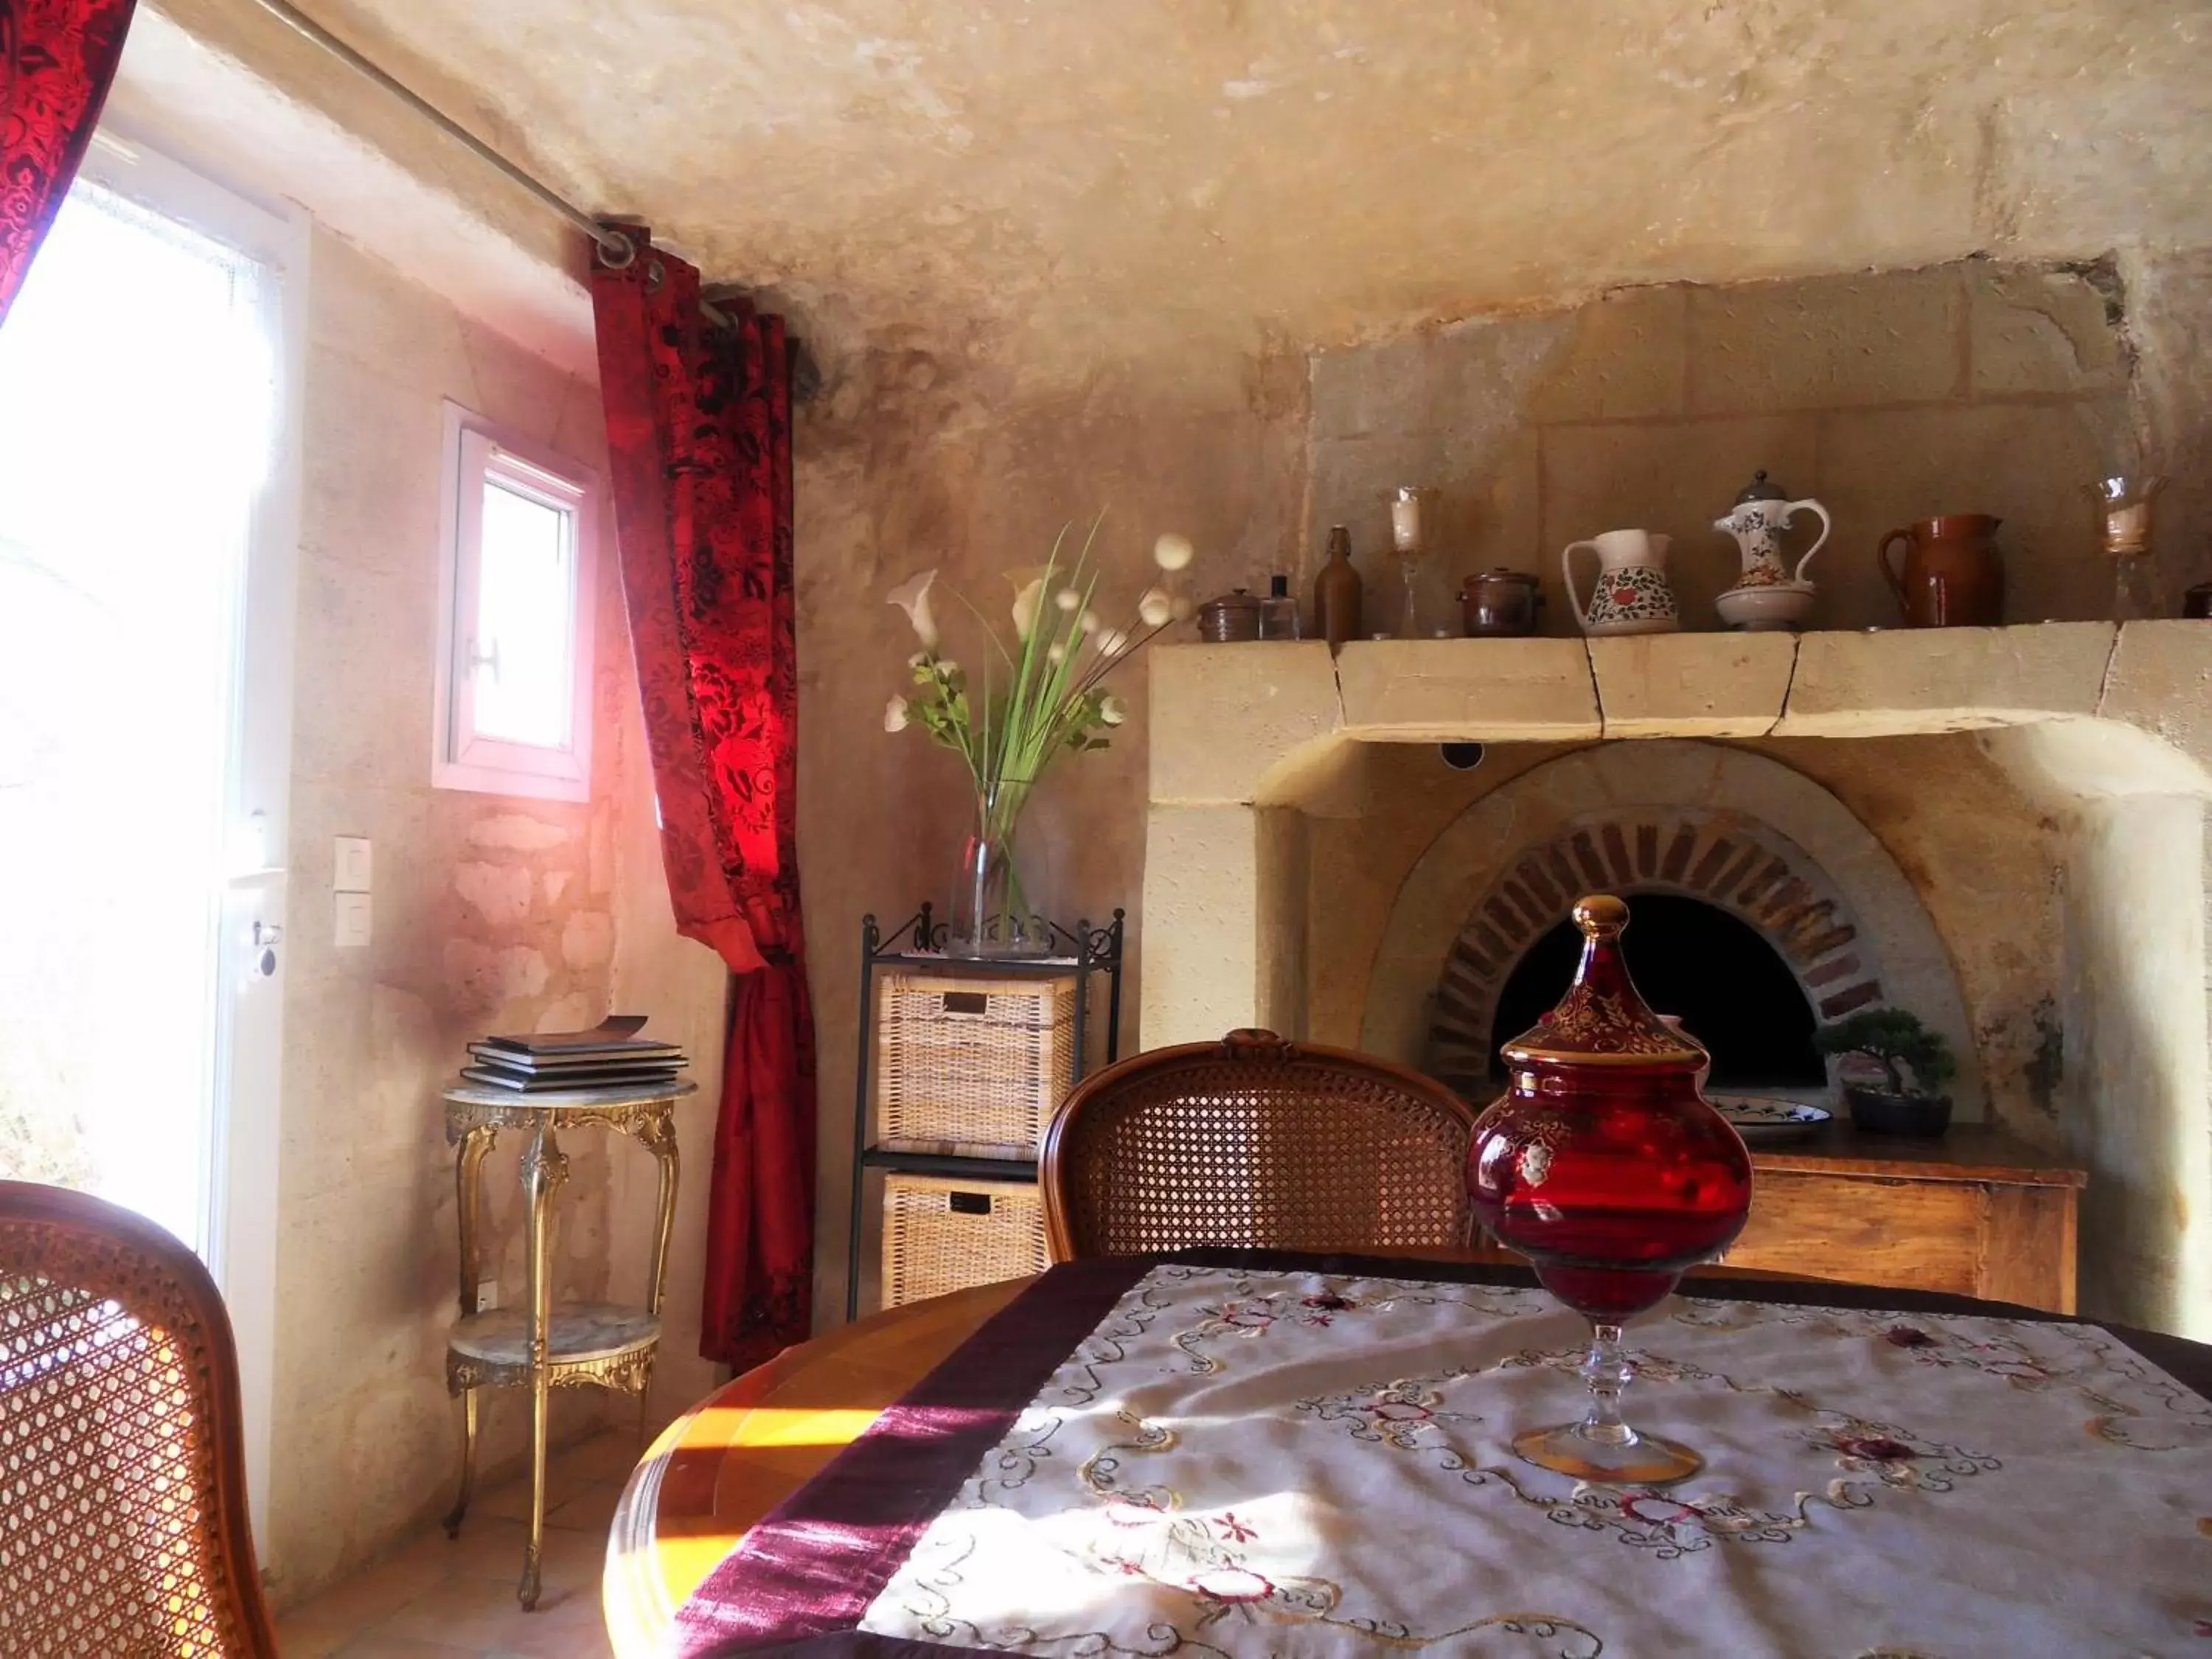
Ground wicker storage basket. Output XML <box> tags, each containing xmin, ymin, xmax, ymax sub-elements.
<box><xmin>874</xmin><ymin>972</ymin><xmax>1078</xmax><ymax>1157</ymax></box>
<box><xmin>880</xmin><ymin>1173</ymin><xmax>1049</xmax><ymax>1308</ymax></box>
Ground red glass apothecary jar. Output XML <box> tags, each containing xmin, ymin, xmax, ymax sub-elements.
<box><xmin>1467</xmin><ymin>893</ymin><xmax>1753</xmax><ymax>1484</ymax></box>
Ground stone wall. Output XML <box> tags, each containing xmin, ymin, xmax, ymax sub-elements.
<box><xmin>1304</xmin><ymin>260</ymin><xmax>2190</xmax><ymax>639</ymax></box>
<box><xmin>265</xmin><ymin>232</ymin><xmax>725</xmax><ymax>1604</ymax></box>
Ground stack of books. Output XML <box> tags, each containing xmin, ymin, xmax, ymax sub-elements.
<box><xmin>462</xmin><ymin>1015</ymin><xmax>688</xmax><ymax>1093</ymax></box>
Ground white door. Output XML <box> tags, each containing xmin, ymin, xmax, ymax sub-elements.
<box><xmin>0</xmin><ymin>131</ymin><xmax>301</xmax><ymax>1526</ymax></box>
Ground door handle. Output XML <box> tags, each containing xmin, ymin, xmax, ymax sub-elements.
<box><xmin>251</xmin><ymin>919</ymin><xmax>282</xmax><ymax>978</ymax></box>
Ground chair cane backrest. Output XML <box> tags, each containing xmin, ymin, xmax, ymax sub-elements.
<box><xmin>0</xmin><ymin>1182</ymin><xmax>279</xmax><ymax>1658</ymax></box>
<box><xmin>1040</xmin><ymin>1030</ymin><xmax>1479</xmax><ymax>1261</ymax></box>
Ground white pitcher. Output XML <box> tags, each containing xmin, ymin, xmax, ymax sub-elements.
<box><xmin>1712</xmin><ymin>470</ymin><xmax>1830</xmax><ymax>632</ymax></box>
<box><xmin>1562</xmin><ymin>529</ymin><xmax>1680</xmax><ymax>636</ymax></box>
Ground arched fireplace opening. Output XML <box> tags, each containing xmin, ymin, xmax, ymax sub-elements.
<box><xmin>1487</xmin><ymin>894</ymin><xmax>1823</xmax><ymax>1091</ymax></box>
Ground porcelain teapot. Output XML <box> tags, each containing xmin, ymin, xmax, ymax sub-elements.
<box><xmin>1714</xmin><ymin>471</ymin><xmax>1830</xmax><ymax>631</ymax></box>
<box><xmin>1562</xmin><ymin>529</ymin><xmax>1679</xmax><ymax>636</ymax></box>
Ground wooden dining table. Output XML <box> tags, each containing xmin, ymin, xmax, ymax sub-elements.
<box><xmin>605</xmin><ymin>1252</ymin><xmax>1551</xmax><ymax>1655</ymax></box>
<box><xmin>605</xmin><ymin>1276</ymin><xmax>1026</xmax><ymax>1659</ymax></box>
<box><xmin>605</xmin><ymin>1256</ymin><xmax>2212</xmax><ymax>1658</ymax></box>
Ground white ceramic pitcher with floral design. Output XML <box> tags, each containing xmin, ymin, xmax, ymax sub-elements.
<box><xmin>1712</xmin><ymin>470</ymin><xmax>1830</xmax><ymax>631</ymax></box>
<box><xmin>1562</xmin><ymin>529</ymin><xmax>1680</xmax><ymax>636</ymax></box>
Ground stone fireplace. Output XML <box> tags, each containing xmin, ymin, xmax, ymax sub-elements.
<box><xmin>1140</xmin><ymin>626</ymin><xmax>2212</xmax><ymax>1339</ymax></box>
<box><xmin>1409</xmin><ymin>745</ymin><xmax>1975</xmax><ymax>1107</ymax></box>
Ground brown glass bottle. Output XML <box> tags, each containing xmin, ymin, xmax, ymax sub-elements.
<box><xmin>1313</xmin><ymin>525</ymin><xmax>1363</xmax><ymax>647</ymax></box>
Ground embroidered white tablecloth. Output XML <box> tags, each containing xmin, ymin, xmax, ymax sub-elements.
<box><xmin>850</xmin><ymin>1265</ymin><xmax>2212</xmax><ymax>1658</ymax></box>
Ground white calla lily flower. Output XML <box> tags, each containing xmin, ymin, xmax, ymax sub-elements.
<box><xmin>886</xmin><ymin>570</ymin><xmax>941</xmax><ymax>649</ymax></box>
<box><xmin>1011</xmin><ymin>576</ymin><xmax>1046</xmax><ymax>639</ymax></box>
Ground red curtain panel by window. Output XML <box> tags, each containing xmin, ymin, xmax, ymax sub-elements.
<box><xmin>0</xmin><ymin>0</ymin><xmax>136</xmax><ymax>324</ymax></box>
<box><xmin>591</xmin><ymin>229</ymin><xmax>816</xmax><ymax>1368</ymax></box>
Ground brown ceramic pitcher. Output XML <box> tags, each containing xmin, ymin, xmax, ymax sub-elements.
<box><xmin>1877</xmin><ymin>515</ymin><xmax>2004</xmax><ymax>628</ymax></box>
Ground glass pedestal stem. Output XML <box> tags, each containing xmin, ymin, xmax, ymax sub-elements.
<box><xmin>1577</xmin><ymin>1323</ymin><xmax>1635</xmax><ymax>1449</ymax></box>
<box><xmin>1509</xmin><ymin>1318</ymin><xmax>1706</xmax><ymax>1486</ymax></box>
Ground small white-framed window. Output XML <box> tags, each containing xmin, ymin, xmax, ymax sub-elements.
<box><xmin>433</xmin><ymin>403</ymin><xmax>598</xmax><ymax>801</ymax></box>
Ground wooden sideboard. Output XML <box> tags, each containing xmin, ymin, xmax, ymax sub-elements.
<box><xmin>1719</xmin><ymin>1124</ymin><xmax>2084</xmax><ymax>1313</ymax></box>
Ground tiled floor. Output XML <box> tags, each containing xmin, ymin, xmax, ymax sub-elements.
<box><xmin>276</xmin><ymin>1430</ymin><xmax>640</xmax><ymax>1658</ymax></box>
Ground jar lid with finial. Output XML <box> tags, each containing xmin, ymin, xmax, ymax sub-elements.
<box><xmin>1500</xmin><ymin>895</ymin><xmax>1708</xmax><ymax>1070</ymax></box>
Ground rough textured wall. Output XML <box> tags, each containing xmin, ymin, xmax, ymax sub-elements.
<box><xmin>796</xmin><ymin>344</ymin><xmax>1306</xmax><ymax>1318</ymax></box>
<box><xmin>1305</xmin><ymin>737</ymin><xmax>2061</xmax><ymax>1139</ymax></box>
<box><xmin>1305</xmin><ymin>260</ymin><xmax>2180</xmax><ymax>638</ymax></box>
<box><xmin>223</xmin><ymin>0</ymin><xmax>2212</xmax><ymax>385</ymax></box>
<box><xmin>267</xmin><ymin>232</ymin><xmax>715</xmax><ymax>1604</ymax></box>
<box><xmin>2055</xmin><ymin>796</ymin><xmax>2212</xmax><ymax>1333</ymax></box>
<box><xmin>604</xmin><ymin>662</ymin><xmax>731</xmax><ymax>1444</ymax></box>
<box><xmin>1760</xmin><ymin>740</ymin><xmax>2064</xmax><ymax>1138</ymax></box>
<box><xmin>2123</xmin><ymin>248</ymin><xmax>2212</xmax><ymax>613</ymax></box>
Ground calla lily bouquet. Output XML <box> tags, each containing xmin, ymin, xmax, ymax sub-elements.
<box><xmin>884</xmin><ymin>523</ymin><xmax>1194</xmax><ymax>953</ymax></box>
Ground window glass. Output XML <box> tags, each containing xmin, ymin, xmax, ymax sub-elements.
<box><xmin>471</xmin><ymin>472</ymin><xmax>574</xmax><ymax>748</ymax></box>
<box><xmin>433</xmin><ymin>408</ymin><xmax>597</xmax><ymax>802</ymax></box>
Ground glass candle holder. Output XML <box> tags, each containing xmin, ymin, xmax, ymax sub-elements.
<box><xmin>1391</xmin><ymin>486</ymin><xmax>1427</xmax><ymax>639</ymax></box>
<box><xmin>2089</xmin><ymin>476</ymin><xmax>2166</xmax><ymax>622</ymax></box>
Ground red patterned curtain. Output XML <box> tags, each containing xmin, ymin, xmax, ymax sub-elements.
<box><xmin>591</xmin><ymin>228</ymin><xmax>815</xmax><ymax>1368</ymax></box>
<box><xmin>0</xmin><ymin>0</ymin><xmax>136</xmax><ymax>324</ymax></box>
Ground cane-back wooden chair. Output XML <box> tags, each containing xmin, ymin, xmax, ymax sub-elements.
<box><xmin>1040</xmin><ymin>1029</ymin><xmax>1479</xmax><ymax>1261</ymax></box>
<box><xmin>0</xmin><ymin>1180</ymin><xmax>279</xmax><ymax>1658</ymax></box>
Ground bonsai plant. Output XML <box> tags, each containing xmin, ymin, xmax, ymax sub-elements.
<box><xmin>1812</xmin><ymin>1009</ymin><xmax>1957</xmax><ymax>1138</ymax></box>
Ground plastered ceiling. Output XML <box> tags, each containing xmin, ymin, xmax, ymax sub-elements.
<box><xmin>162</xmin><ymin>0</ymin><xmax>2212</xmax><ymax>377</ymax></box>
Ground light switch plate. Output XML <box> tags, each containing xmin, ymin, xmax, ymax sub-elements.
<box><xmin>334</xmin><ymin>891</ymin><xmax>372</xmax><ymax>948</ymax></box>
<box><xmin>334</xmin><ymin>836</ymin><xmax>372</xmax><ymax>893</ymax></box>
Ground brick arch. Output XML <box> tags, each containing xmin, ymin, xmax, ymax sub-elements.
<box><xmin>1359</xmin><ymin>741</ymin><xmax>1980</xmax><ymax>1116</ymax></box>
<box><xmin>1424</xmin><ymin>808</ymin><xmax>1879</xmax><ymax>1098</ymax></box>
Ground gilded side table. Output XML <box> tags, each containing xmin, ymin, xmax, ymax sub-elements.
<box><xmin>439</xmin><ymin>1077</ymin><xmax>695</xmax><ymax>1610</ymax></box>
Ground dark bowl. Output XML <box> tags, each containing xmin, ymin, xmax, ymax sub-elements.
<box><xmin>1844</xmin><ymin>1087</ymin><xmax>1952</xmax><ymax>1138</ymax></box>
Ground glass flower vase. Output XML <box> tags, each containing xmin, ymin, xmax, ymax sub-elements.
<box><xmin>947</xmin><ymin>783</ymin><xmax>1043</xmax><ymax>959</ymax></box>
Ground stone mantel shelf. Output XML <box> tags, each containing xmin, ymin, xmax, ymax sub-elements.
<box><xmin>1150</xmin><ymin>621</ymin><xmax>2212</xmax><ymax>807</ymax></box>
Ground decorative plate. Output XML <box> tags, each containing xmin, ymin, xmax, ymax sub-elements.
<box><xmin>1711</xmin><ymin>1095</ymin><xmax>1832</xmax><ymax>1146</ymax></box>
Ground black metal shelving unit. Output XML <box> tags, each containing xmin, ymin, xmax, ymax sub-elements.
<box><xmin>845</xmin><ymin>902</ymin><xmax>1125</xmax><ymax>1319</ymax></box>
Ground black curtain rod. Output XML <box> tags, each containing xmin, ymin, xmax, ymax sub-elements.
<box><xmin>241</xmin><ymin>0</ymin><xmax>737</xmax><ymax>329</ymax></box>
